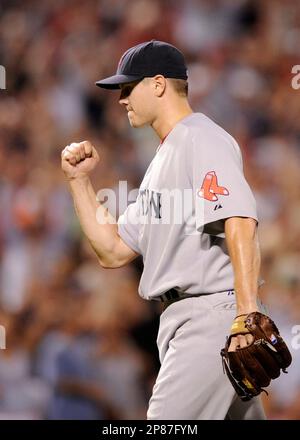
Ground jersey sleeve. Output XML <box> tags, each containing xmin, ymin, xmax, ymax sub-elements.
<box><xmin>191</xmin><ymin>130</ymin><xmax>258</xmax><ymax>237</ymax></box>
<box><xmin>117</xmin><ymin>200</ymin><xmax>141</xmax><ymax>254</ymax></box>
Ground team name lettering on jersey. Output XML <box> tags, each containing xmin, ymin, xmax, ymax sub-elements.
<box><xmin>140</xmin><ymin>189</ymin><xmax>162</xmax><ymax>219</ymax></box>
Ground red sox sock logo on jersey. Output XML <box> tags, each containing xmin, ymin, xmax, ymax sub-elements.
<box><xmin>197</xmin><ymin>171</ymin><xmax>229</xmax><ymax>201</ymax></box>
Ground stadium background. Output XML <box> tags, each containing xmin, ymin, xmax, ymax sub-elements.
<box><xmin>0</xmin><ymin>0</ymin><xmax>299</xmax><ymax>419</ymax></box>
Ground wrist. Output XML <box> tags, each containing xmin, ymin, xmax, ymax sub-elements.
<box><xmin>236</xmin><ymin>306</ymin><xmax>259</xmax><ymax>317</ymax></box>
<box><xmin>235</xmin><ymin>294</ymin><xmax>259</xmax><ymax>316</ymax></box>
<box><xmin>234</xmin><ymin>313</ymin><xmax>248</xmax><ymax>320</ymax></box>
<box><xmin>67</xmin><ymin>174</ymin><xmax>90</xmax><ymax>184</ymax></box>
<box><xmin>66</xmin><ymin>172</ymin><xmax>89</xmax><ymax>181</ymax></box>
<box><xmin>67</xmin><ymin>175</ymin><xmax>93</xmax><ymax>198</ymax></box>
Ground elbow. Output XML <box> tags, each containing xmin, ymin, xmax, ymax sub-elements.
<box><xmin>98</xmin><ymin>259</ymin><xmax>111</xmax><ymax>269</ymax></box>
<box><xmin>97</xmin><ymin>255</ymin><xmax>123</xmax><ymax>269</ymax></box>
<box><xmin>98</xmin><ymin>258</ymin><xmax>116</xmax><ymax>269</ymax></box>
<box><xmin>90</xmin><ymin>242</ymin><xmax>121</xmax><ymax>269</ymax></box>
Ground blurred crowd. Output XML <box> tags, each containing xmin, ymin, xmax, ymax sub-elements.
<box><xmin>0</xmin><ymin>0</ymin><xmax>299</xmax><ymax>420</ymax></box>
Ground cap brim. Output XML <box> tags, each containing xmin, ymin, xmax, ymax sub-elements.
<box><xmin>95</xmin><ymin>74</ymin><xmax>143</xmax><ymax>90</ymax></box>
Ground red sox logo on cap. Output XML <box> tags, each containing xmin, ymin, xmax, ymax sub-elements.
<box><xmin>197</xmin><ymin>171</ymin><xmax>229</xmax><ymax>202</ymax></box>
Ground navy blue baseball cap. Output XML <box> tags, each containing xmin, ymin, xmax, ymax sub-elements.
<box><xmin>96</xmin><ymin>40</ymin><xmax>188</xmax><ymax>90</ymax></box>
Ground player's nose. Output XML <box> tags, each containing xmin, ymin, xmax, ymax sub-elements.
<box><xmin>119</xmin><ymin>96</ymin><xmax>129</xmax><ymax>106</ymax></box>
<box><xmin>119</xmin><ymin>88</ymin><xmax>129</xmax><ymax>106</ymax></box>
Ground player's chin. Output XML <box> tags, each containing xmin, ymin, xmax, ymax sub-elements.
<box><xmin>127</xmin><ymin>113</ymin><xmax>147</xmax><ymax>128</ymax></box>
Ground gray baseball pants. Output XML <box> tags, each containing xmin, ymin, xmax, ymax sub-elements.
<box><xmin>147</xmin><ymin>291</ymin><xmax>266</xmax><ymax>420</ymax></box>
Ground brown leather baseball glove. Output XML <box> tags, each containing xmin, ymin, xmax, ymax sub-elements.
<box><xmin>220</xmin><ymin>312</ymin><xmax>292</xmax><ymax>401</ymax></box>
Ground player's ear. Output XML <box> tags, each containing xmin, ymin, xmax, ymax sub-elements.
<box><xmin>153</xmin><ymin>75</ymin><xmax>166</xmax><ymax>97</ymax></box>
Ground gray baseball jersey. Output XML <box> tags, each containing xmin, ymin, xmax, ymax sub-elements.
<box><xmin>118</xmin><ymin>112</ymin><xmax>259</xmax><ymax>300</ymax></box>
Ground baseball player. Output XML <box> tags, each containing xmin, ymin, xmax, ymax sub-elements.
<box><xmin>61</xmin><ymin>41</ymin><xmax>291</xmax><ymax>419</ymax></box>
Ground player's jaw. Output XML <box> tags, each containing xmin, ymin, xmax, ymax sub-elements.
<box><xmin>119</xmin><ymin>80</ymin><xmax>154</xmax><ymax>128</ymax></box>
<box><xmin>126</xmin><ymin>108</ymin><xmax>150</xmax><ymax>128</ymax></box>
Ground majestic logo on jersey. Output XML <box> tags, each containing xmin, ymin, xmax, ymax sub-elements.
<box><xmin>197</xmin><ymin>171</ymin><xmax>229</xmax><ymax>202</ymax></box>
<box><xmin>214</xmin><ymin>204</ymin><xmax>223</xmax><ymax>210</ymax></box>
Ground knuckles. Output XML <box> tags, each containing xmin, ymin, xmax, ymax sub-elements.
<box><xmin>62</xmin><ymin>140</ymin><xmax>93</xmax><ymax>158</ymax></box>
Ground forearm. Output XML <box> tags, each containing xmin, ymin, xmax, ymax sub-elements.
<box><xmin>225</xmin><ymin>217</ymin><xmax>260</xmax><ymax>314</ymax></box>
<box><xmin>68</xmin><ymin>176</ymin><xmax>119</xmax><ymax>265</ymax></box>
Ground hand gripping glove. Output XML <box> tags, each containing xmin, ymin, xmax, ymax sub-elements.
<box><xmin>220</xmin><ymin>312</ymin><xmax>292</xmax><ymax>401</ymax></box>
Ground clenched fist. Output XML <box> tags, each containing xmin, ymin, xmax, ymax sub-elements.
<box><xmin>61</xmin><ymin>140</ymin><xmax>99</xmax><ymax>180</ymax></box>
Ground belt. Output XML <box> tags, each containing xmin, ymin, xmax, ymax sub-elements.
<box><xmin>158</xmin><ymin>288</ymin><xmax>191</xmax><ymax>303</ymax></box>
<box><xmin>158</xmin><ymin>288</ymin><xmax>180</xmax><ymax>302</ymax></box>
<box><xmin>157</xmin><ymin>288</ymin><xmax>235</xmax><ymax>303</ymax></box>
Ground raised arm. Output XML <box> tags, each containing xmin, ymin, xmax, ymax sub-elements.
<box><xmin>61</xmin><ymin>140</ymin><xmax>139</xmax><ymax>268</ymax></box>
